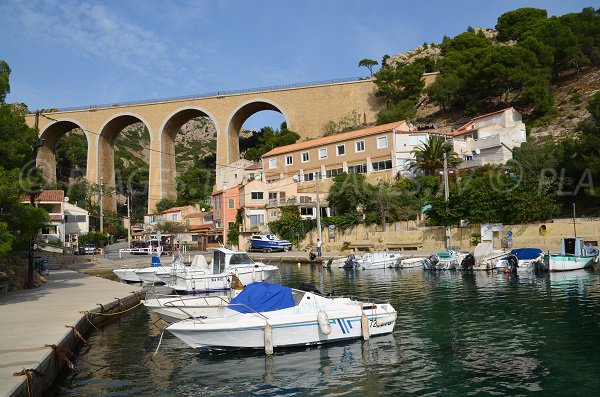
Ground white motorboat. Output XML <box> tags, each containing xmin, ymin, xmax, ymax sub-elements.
<box><xmin>397</xmin><ymin>257</ymin><xmax>429</xmax><ymax>269</ymax></box>
<box><xmin>360</xmin><ymin>252</ymin><xmax>403</xmax><ymax>270</ymax></box>
<box><xmin>494</xmin><ymin>248</ymin><xmax>544</xmax><ymax>272</ymax></box>
<box><xmin>113</xmin><ymin>255</ymin><xmax>171</xmax><ymax>284</ymax></box>
<box><xmin>423</xmin><ymin>250</ymin><xmax>465</xmax><ymax>270</ymax></box>
<box><xmin>545</xmin><ymin>237</ymin><xmax>598</xmax><ymax>272</ymax></box>
<box><xmin>170</xmin><ymin>247</ymin><xmax>280</xmax><ymax>294</ymax></box>
<box><xmin>142</xmin><ymin>290</ymin><xmax>239</xmax><ymax>323</ymax></box>
<box><xmin>166</xmin><ymin>282</ymin><xmax>397</xmax><ymax>352</ymax></box>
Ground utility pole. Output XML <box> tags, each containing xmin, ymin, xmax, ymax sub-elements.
<box><xmin>443</xmin><ymin>152</ymin><xmax>450</xmax><ymax>250</ymax></box>
<box><xmin>127</xmin><ymin>195</ymin><xmax>131</xmax><ymax>244</ymax></box>
<box><xmin>573</xmin><ymin>202</ymin><xmax>577</xmax><ymax>237</ymax></box>
<box><xmin>99</xmin><ymin>178</ymin><xmax>103</xmax><ymax>233</ymax></box>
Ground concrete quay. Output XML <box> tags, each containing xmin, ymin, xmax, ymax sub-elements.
<box><xmin>0</xmin><ymin>270</ymin><xmax>142</xmax><ymax>397</ymax></box>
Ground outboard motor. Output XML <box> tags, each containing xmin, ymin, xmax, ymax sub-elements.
<box><xmin>342</xmin><ymin>254</ymin><xmax>359</xmax><ymax>269</ymax></box>
<box><xmin>324</xmin><ymin>258</ymin><xmax>333</xmax><ymax>268</ymax></box>
<box><xmin>308</xmin><ymin>251</ymin><xmax>317</xmax><ymax>261</ymax></box>
<box><xmin>507</xmin><ymin>254</ymin><xmax>519</xmax><ymax>273</ymax></box>
<box><xmin>461</xmin><ymin>254</ymin><xmax>475</xmax><ymax>271</ymax></box>
<box><xmin>428</xmin><ymin>254</ymin><xmax>439</xmax><ymax>269</ymax></box>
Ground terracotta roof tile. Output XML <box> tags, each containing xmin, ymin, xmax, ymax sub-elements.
<box><xmin>261</xmin><ymin>121</ymin><xmax>408</xmax><ymax>158</ymax></box>
<box><xmin>21</xmin><ymin>190</ymin><xmax>64</xmax><ymax>203</ymax></box>
<box><xmin>49</xmin><ymin>215</ymin><xmax>63</xmax><ymax>222</ymax></box>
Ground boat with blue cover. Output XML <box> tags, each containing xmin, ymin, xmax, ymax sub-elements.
<box><xmin>495</xmin><ymin>248</ymin><xmax>544</xmax><ymax>272</ymax></box>
<box><xmin>166</xmin><ymin>282</ymin><xmax>397</xmax><ymax>352</ymax></box>
<box><xmin>249</xmin><ymin>234</ymin><xmax>292</xmax><ymax>252</ymax></box>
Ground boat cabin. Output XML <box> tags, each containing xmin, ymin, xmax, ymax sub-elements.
<box><xmin>211</xmin><ymin>247</ymin><xmax>258</xmax><ymax>274</ymax></box>
<box><xmin>561</xmin><ymin>237</ymin><xmax>585</xmax><ymax>257</ymax></box>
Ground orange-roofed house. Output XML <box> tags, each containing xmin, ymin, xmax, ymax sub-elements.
<box><xmin>21</xmin><ymin>189</ymin><xmax>89</xmax><ymax>248</ymax></box>
<box><xmin>451</xmin><ymin>107</ymin><xmax>526</xmax><ymax>168</ymax></box>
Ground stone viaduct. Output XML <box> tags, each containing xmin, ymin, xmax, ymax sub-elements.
<box><xmin>25</xmin><ymin>78</ymin><xmax>385</xmax><ymax>212</ymax></box>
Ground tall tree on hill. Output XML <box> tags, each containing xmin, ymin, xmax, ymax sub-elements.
<box><xmin>358</xmin><ymin>59</ymin><xmax>378</xmax><ymax>76</ymax></box>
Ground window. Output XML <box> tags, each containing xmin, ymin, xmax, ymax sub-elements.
<box><xmin>377</xmin><ymin>136</ymin><xmax>388</xmax><ymax>149</ymax></box>
<box><xmin>66</xmin><ymin>215</ymin><xmax>86</xmax><ymax>223</ymax></box>
<box><xmin>355</xmin><ymin>140</ymin><xmax>365</xmax><ymax>152</ymax></box>
<box><xmin>299</xmin><ymin>196</ymin><xmax>313</xmax><ymax>203</ymax></box>
<box><xmin>464</xmin><ymin>155</ymin><xmax>473</xmax><ymax>161</ymax></box>
<box><xmin>228</xmin><ymin>222</ymin><xmax>235</xmax><ymax>229</ymax></box>
<box><xmin>270</xmin><ymin>211</ymin><xmax>278</xmax><ymax>218</ymax></box>
<box><xmin>301</xmin><ymin>151</ymin><xmax>309</xmax><ymax>162</ymax></box>
<box><xmin>336</xmin><ymin>144</ymin><xmax>345</xmax><ymax>156</ymax></box>
<box><xmin>326</xmin><ymin>168</ymin><xmax>343</xmax><ymax>178</ymax></box>
<box><xmin>251</xmin><ymin>191</ymin><xmax>264</xmax><ymax>200</ymax></box>
<box><xmin>249</xmin><ymin>214</ymin><xmax>265</xmax><ymax>227</ymax></box>
<box><xmin>268</xmin><ymin>158</ymin><xmax>277</xmax><ymax>169</ymax></box>
<box><xmin>300</xmin><ymin>207</ymin><xmax>314</xmax><ymax>216</ymax></box>
<box><xmin>268</xmin><ymin>192</ymin><xmax>277</xmax><ymax>200</ymax></box>
<box><xmin>285</xmin><ymin>155</ymin><xmax>293</xmax><ymax>166</ymax></box>
<box><xmin>228</xmin><ymin>198</ymin><xmax>235</xmax><ymax>208</ymax></box>
<box><xmin>348</xmin><ymin>164</ymin><xmax>367</xmax><ymax>174</ymax></box>
<box><xmin>408</xmin><ymin>134</ymin><xmax>428</xmax><ymax>146</ymax></box>
<box><xmin>303</xmin><ymin>172</ymin><xmax>314</xmax><ymax>182</ymax></box>
<box><xmin>372</xmin><ymin>159</ymin><xmax>393</xmax><ymax>171</ymax></box>
<box><xmin>318</xmin><ymin>148</ymin><xmax>327</xmax><ymax>159</ymax></box>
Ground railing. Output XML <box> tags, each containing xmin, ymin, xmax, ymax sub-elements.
<box><xmin>44</xmin><ymin>77</ymin><xmax>366</xmax><ymax>113</ymax></box>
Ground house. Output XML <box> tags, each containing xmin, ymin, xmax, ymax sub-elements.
<box><xmin>212</xmin><ymin>184</ymin><xmax>240</xmax><ymax>244</ymax></box>
<box><xmin>21</xmin><ymin>190</ymin><xmax>89</xmax><ymax>246</ymax></box>
<box><xmin>451</xmin><ymin>107</ymin><xmax>526</xmax><ymax>168</ymax></box>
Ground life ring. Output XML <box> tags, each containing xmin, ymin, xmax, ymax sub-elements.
<box><xmin>539</xmin><ymin>225</ymin><xmax>547</xmax><ymax>236</ymax></box>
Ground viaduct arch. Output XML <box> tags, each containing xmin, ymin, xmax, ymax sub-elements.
<box><xmin>26</xmin><ymin>78</ymin><xmax>384</xmax><ymax>212</ymax></box>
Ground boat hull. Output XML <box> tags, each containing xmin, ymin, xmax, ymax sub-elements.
<box><xmin>170</xmin><ymin>266</ymin><xmax>280</xmax><ymax>294</ymax></box>
<box><xmin>361</xmin><ymin>253</ymin><xmax>402</xmax><ymax>270</ymax></box>
<box><xmin>143</xmin><ymin>295</ymin><xmax>233</xmax><ymax>323</ymax></box>
<box><xmin>168</xmin><ymin>308</ymin><xmax>396</xmax><ymax>350</ymax></box>
<box><xmin>135</xmin><ymin>266</ymin><xmax>172</xmax><ymax>285</ymax></box>
<box><xmin>112</xmin><ymin>268</ymin><xmax>142</xmax><ymax>283</ymax></box>
<box><xmin>545</xmin><ymin>255</ymin><xmax>595</xmax><ymax>272</ymax></box>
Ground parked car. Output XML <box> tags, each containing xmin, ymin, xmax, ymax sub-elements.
<box><xmin>82</xmin><ymin>244</ymin><xmax>96</xmax><ymax>255</ymax></box>
<box><xmin>130</xmin><ymin>240</ymin><xmax>147</xmax><ymax>249</ymax></box>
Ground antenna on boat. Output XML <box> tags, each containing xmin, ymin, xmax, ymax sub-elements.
<box><xmin>572</xmin><ymin>202</ymin><xmax>577</xmax><ymax>237</ymax></box>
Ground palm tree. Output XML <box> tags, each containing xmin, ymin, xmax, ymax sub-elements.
<box><xmin>410</xmin><ymin>137</ymin><xmax>461</xmax><ymax>176</ymax></box>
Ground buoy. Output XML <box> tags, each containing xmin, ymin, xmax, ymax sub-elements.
<box><xmin>503</xmin><ymin>267</ymin><xmax>509</xmax><ymax>274</ymax></box>
<box><xmin>264</xmin><ymin>323</ymin><xmax>274</xmax><ymax>355</ymax></box>
<box><xmin>361</xmin><ymin>313</ymin><xmax>370</xmax><ymax>340</ymax></box>
<box><xmin>317</xmin><ymin>311</ymin><xmax>331</xmax><ymax>335</ymax></box>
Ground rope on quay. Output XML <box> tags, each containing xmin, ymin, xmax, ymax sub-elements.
<box><xmin>13</xmin><ymin>344</ymin><xmax>78</xmax><ymax>397</ymax></box>
<box><xmin>66</xmin><ymin>325</ymin><xmax>90</xmax><ymax>347</ymax></box>
<box><xmin>80</xmin><ymin>301</ymin><xmax>144</xmax><ymax>317</ymax></box>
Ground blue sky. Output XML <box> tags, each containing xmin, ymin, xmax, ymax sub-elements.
<box><xmin>0</xmin><ymin>0</ymin><xmax>594</xmax><ymax>130</ymax></box>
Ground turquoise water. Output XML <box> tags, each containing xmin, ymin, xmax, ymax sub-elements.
<box><xmin>59</xmin><ymin>266</ymin><xmax>600</xmax><ymax>396</ymax></box>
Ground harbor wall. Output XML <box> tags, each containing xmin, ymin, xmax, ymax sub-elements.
<box><xmin>305</xmin><ymin>217</ymin><xmax>600</xmax><ymax>253</ymax></box>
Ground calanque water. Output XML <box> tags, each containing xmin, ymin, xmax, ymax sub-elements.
<box><xmin>58</xmin><ymin>264</ymin><xmax>600</xmax><ymax>396</ymax></box>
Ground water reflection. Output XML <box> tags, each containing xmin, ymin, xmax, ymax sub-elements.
<box><xmin>62</xmin><ymin>264</ymin><xmax>600</xmax><ymax>396</ymax></box>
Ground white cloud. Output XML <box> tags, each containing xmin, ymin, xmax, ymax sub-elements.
<box><xmin>2</xmin><ymin>0</ymin><xmax>195</xmax><ymax>84</ymax></box>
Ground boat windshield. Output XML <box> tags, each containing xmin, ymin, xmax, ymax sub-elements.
<box><xmin>230</xmin><ymin>253</ymin><xmax>255</xmax><ymax>266</ymax></box>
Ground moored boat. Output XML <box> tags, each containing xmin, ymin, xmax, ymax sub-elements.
<box><xmin>360</xmin><ymin>252</ymin><xmax>403</xmax><ymax>270</ymax></box>
<box><xmin>166</xmin><ymin>282</ymin><xmax>397</xmax><ymax>351</ymax></box>
<box><xmin>169</xmin><ymin>247</ymin><xmax>280</xmax><ymax>294</ymax></box>
<box><xmin>143</xmin><ymin>291</ymin><xmax>238</xmax><ymax>323</ymax></box>
<box><xmin>397</xmin><ymin>257</ymin><xmax>429</xmax><ymax>269</ymax></box>
<box><xmin>545</xmin><ymin>237</ymin><xmax>598</xmax><ymax>272</ymax></box>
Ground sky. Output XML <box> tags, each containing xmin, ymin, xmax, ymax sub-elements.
<box><xmin>0</xmin><ymin>0</ymin><xmax>594</xmax><ymax>130</ymax></box>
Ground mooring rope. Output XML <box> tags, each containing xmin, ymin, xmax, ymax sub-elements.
<box><xmin>151</xmin><ymin>328</ymin><xmax>166</xmax><ymax>360</ymax></box>
<box><xmin>81</xmin><ymin>301</ymin><xmax>143</xmax><ymax>317</ymax></box>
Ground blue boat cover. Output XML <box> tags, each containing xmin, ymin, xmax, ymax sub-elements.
<box><xmin>510</xmin><ymin>248</ymin><xmax>542</xmax><ymax>260</ymax></box>
<box><xmin>229</xmin><ymin>282</ymin><xmax>295</xmax><ymax>313</ymax></box>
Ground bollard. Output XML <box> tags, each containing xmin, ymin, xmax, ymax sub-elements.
<box><xmin>264</xmin><ymin>323</ymin><xmax>274</xmax><ymax>355</ymax></box>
